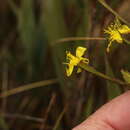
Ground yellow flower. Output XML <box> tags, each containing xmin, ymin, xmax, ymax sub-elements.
<box><xmin>104</xmin><ymin>18</ymin><xmax>130</xmax><ymax>52</ymax></box>
<box><xmin>64</xmin><ymin>46</ymin><xmax>89</xmax><ymax>76</ymax></box>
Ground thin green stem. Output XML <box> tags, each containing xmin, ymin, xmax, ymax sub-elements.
<box><xmin>124</xmin><ymin>39</ymin><xmax>130</xmax><ymax>45</ymax></box>
<box><xmin>79</xmin><ymin>62</ymin><xmax>126</xmax><ymax>86</ymax></box>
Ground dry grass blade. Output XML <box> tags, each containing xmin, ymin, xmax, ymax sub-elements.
<box><xmin>53</xmin><ymin>37</ymin><xmax>106</xmax><ymax>45</ymax></box>
<box><xmin>40</xmin><ymin>94</ymin><xmax>56</xmax><ymax>130</ymax></box>
<box><xmin>53</xmin><ymin>105</ymin><xmax>67</xmax><ymax>130</ymax></box>
<box><xmin>1</xmin><ymin>113</ymin><xmax>44</xmax><ymax>123</ymax></box>
<box><xmin>0</xmin><ymin>79</ymin><xmax>58</xmax><ymax>98</ymax></box>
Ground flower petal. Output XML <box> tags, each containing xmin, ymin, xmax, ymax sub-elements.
<box><xmin>82</xmin><ymin>58</ymin><xmax>89</xmax><ymax>64</ymax></box>
<box><xmin>66</xmin><ymin>51</ymin><xmax>74</xmax><ymax>60</ymax></box>
<box><xmin>77</xmin><ymin>68</ymin><xmax>82</xmax><ymax>73</ymax></box>
<box><xmin>118</xmin><ymin>25</ymin><xmax>130</xmax><ymax>34</ymax></box>
<box><xmin>76</xmin><ymin>46</ymin><xmax>86</xmax><ymax>57</ymax></box>
<box><xmin>66</xmin><ymin>64</ymin><xmax>74</xmax><ymax>76</ymax></box>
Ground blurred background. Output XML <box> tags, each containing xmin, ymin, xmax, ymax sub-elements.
<box><xmin>0</xmin><ymin>0</ymin><xmax>130</xmax><ymax>130</ymax></box>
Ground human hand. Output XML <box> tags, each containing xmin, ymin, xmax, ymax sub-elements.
<box><xmin>73</xmin><ymin>91</ymin><xmax>130</xmax><ymax>130</ymax></box>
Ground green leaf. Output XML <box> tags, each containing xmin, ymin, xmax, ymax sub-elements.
<box><xmin>83</xmin><ymin>87</ymin><xmax>95</xmax><ymax>118</ymax></box>
<box><xmin>121</xmin><ymin>69</ymin><xmax>130</xmax><ymax>83</ymax></box>
<box><xmin>105</xmin><ymin>56</ymin><xmax>121</xmax><ymax>100</ymax></box>
<box><xmin>42</xmin><ymin>0</ymin><xmax>74</xmax><ymax>96</ymax></box>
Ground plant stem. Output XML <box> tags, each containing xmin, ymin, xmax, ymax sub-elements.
<box><xmin>79</xmin><ymin>62</ymin><xmax>126</xmax><ymax>86</ymax></box>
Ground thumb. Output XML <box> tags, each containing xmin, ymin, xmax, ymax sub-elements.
<box><xmin>73</xmin><ymin>91</ymin><xmax>130</xmax><ymax>130</ymax></box>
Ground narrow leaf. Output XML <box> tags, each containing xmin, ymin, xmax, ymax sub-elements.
<box><xmin>105</xmin><ymin>56</ymin><xmax>121</xmax><ymax>100</ymax></box>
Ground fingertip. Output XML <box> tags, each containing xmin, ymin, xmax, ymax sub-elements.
<box><xmin>73</xmin><ymin>91</ymin><xmax>130</xmax><ymax>130</ymax></box>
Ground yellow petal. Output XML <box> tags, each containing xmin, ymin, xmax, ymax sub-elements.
<box><xmin>118</xmin><ymin>25</ymin><xmax>130</xmax><ymax>34</ymax></box>
<box><xmin>66</xmin><ymin>51</ymin><xmax>75</xmax><ymax>60</ymax></box>
<box><xmin>76</xmin><ymin>46</ymin><xmax>86</xmax><ymax>57</ymax></box>
<box><xmin>66</xmin><ymin>64</ymin><xmax>74</xmax><ymax>76</ymax></box>
<box><xmin>82</xmin><ymin>58</ymin><xmax>89</xmax><ymax>64</ymax></box>
<box><xmin>77</xmin><ymin>68</ymin><xmax>82</xmax><ymax>73</ymax></box>
<box><xmin>112</xmin><ymin>31</ymin><xmax>123</xmax><ymax>43</ymax></box>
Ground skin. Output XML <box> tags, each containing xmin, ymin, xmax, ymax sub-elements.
<box><xmin>73</xmin><ymin>91</ymin><xmax>130</xmax><ymax>130</ymax></box>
